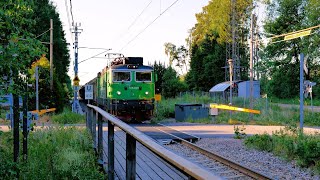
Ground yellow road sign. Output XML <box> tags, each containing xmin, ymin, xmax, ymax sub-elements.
<box><xmin>284</xmin><ymin>30</ymin><xmax>311</xmax><ymax>41</ymax></box>
<box><xmin>210</xmin><ymin>103</ymin><xmax>260</xmax><ymax>114</ymax></box>
<box><xmin>73</xmin><ymin>76</ymin><xmax>80</xmax><ymax>86</ymax></box>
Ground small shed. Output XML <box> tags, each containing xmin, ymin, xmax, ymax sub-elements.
<box><xmin>209</xmin><ymin>81</ymin><xmax>241</xmax><ymax>102</ymax></box>
<box><xmin>238</xmin><ymin>81</ymin><xmax>260</xmax><ymax>98</ymax></box>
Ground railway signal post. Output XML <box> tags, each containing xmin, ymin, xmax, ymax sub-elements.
<box><xmin>72</xmin><ymin>22</ymin><xmax>82</xmax><ymax>113</ymax></box>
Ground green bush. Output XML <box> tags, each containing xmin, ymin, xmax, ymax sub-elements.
<box><xmin>0</xmin><ymin>127</ymin><xmax>105</xmax><ymax>179</ymax></box>
<box><xmin>51</xmin><ymin>108</ymin><xmax>85</xmax><ymax>124</ymax></box>
<box><xmin>244</xmin><ymin>134</ymin><xmax>273</xmax><ymax>152</ymax></box>
<box><xmin>245</xmin><ymin>127</ymin><xmax>320</xmax><ymax>174</ymax></box>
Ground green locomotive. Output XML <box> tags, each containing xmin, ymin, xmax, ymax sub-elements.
<box><xmin>93</xmin><ymin>57</ymin><xmax>155</xmax><ymax>122</ymax></box>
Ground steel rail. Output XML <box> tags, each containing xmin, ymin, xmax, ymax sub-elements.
<box><xmin>168</xmin><ymin>132</ymin><xmax>272</xmax><ymax>180</ymax></box>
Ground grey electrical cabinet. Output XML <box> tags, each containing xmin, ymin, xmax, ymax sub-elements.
<box><xmin>175</xmin><ymin>103</ymin><xmax>208</xmax><ymax>121</ymax></box>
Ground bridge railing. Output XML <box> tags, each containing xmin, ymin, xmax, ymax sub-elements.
<box><xmin>86</xmin><ymin>104</ymin><xmax>220</xmax><ymax>180</ymax></box>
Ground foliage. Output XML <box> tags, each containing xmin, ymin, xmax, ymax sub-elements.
<box><xmin>185</xmin><ymin>0</ymin><xmax>252</xmax><ymax>92</ymax></box>
<box><xmin>152</xmin><ymin>61</ymin><xmax>166</xmax><ymax>94</ymax></box>
<box><xmin>0</xmin><ymin>127</ymin><xmax>105</xmax><ymax>179</ymax></box>
<box><xmin>164</xmin><ymin>42</ymin><xmax>189</xmax><ymax>74</ymax></box>
<box><xmin>161</xmin><ymin>67</ymin><xmax>187</xmax><ymax>98</ymax></box>
<box><xmin>215</xmin><ymin>97</ymin><xmax>320</xmax><ymax>126</ymax></box>
<box><xmin>244</xmin><ymin>133</ymin><xmax>274</xmax><ymax>152</ymax></box>
<box><xmin>261</xmin><ymin>0</ymin><xmax>320</xmax><ymax>99</ymax></box>
<box><xmin>0</xmin><ymin>131</ymin><xmax>17</xmax><ymax>178</ymax></box>
<box><xmin>153</xmin><ymin>94</ymin><xmax>320</xmax><ymax>126</ymax></box>
<box><xmin>185</xmin><ymin>33</ymin><xmax>226</xmax><ymax>91</ymax></box>
<box><xmin>191</xmin><ymin>0</ymin><xmax>253</xmax><ymax>45</ymax></box>
<box><xmin>28</xmin><ymin>55</ymin><xmax>50</xmax><ymax>79</ymax></box>
<box><xmin>0</xmin><ymin>1</ymin><xmax>46</xmax><ymax>97</ymax></box>
<box><xmin>51</xmin><ymin>108</ymin><xmax>85</xmax><ymax>124</ymax></box>
<box><xmin>244</xmin><ymin>127</ymin><xmax>320</xmax><ymax>173</ymax></box>
<box><xmin>0</xmin><ymin>0</ymin><xmax>71</xmax><ymax>112</ymax></box>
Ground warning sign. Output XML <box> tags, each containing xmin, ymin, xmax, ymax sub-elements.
<box><xmin>85</xmin><ymin>85</ymin><xmax>93</xmax><ymax>99</ymax></box>
<box><xmin>73</xmin><ymin>76</ymin><xmax>80</xmax><ymax>86</ymax></box>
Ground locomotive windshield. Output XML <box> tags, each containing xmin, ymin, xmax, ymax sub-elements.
<box><xmin>113</xmin><ymin>71</ymin><xmax>131</xmax><ymax>82</ymax></box>
<box><xmin>136</xmin><ymin>71</ymin><xmax>151</xmax><ymax>82</ymax></box>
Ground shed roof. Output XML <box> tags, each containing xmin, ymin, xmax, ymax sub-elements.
<box><xmin>209</xmin><ymin>82</ymin><xmax>230</xmax><ymax>92</ymax></box>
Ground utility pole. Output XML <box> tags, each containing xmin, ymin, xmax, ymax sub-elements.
<box><xmin>228</xmin><ymin>59</ymin><xmax>233</xmax><ymax>119</ymax></box>
<box><xmin>50</xmin><ymin>19</ymin><xmax>53</xmax><ymax>90</ymax></box>
<box><xmin>72</xmin><ymin>23</ymin><xmax>82</xmax><ymax>113</ymax></box>
<box><xmin>36</xmin><ymin>66</ymin><xmax>39</xmax><ymax>112</ymax></box>
<box><xmin>249</xmin><ymin>13</ymin><xmax>256</xmax><ymax>120</ymax></box>
<box><xmin>299</xmin><ymin>53</ymin><xmax>304</xmax><ymax>131</ymax></box>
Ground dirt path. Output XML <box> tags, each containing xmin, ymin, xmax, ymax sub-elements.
<box><xmin>276</xmin><ymin>103</ymin><xmax>320</xmax><ymax>112</ymax></box>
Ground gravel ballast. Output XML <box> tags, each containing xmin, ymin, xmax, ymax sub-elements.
<box><xmin>166</xmin><ymin>138</ymin><xmax>320</xmax><ymax>180</ymax></box>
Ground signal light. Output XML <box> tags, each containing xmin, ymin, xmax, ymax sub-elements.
<box><xmin>127</xmin><ymin>65</ymin><xmax>138</xmax><ymax>69</ymax></box>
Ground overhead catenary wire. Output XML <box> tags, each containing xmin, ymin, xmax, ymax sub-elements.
<box><xmin>65</xmin><ymin>0</ymin><xmax>74</xmax><ymax>42</ymax></box>
<box><xmin>127</xmin><ymin>0</ymin><xmax>153</xmax><ymax>30</ymax></box>
<box><xmin>69</xmin><ymin>0</ymin><xmax>75</xmax><ymax>25</ymax></box>
<box><xmin>78</xmin><ymin>49</ymin><xmax>112</xmax><ymax>64</ymax></box>
<box><xmin>119</xmin><ymin>0</ymin><xmax>180</xmax><ymax>51</ymax></box>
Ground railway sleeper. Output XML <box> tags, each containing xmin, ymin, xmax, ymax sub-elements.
<box><xmin>207</xmin><ymin>166</ymin><xmax>228</xmax><ymax>171</ymax></box>
<box><xmin>225</xmin><ymin>174</ymin><xmax>248</xmax><ymax>179</ymax></box>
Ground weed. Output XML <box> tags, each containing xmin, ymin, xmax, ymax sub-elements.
<box><xmin>244</xmin><ymin>133</ymin><xmax>273</xmax><ymax>152</ymax></box>
<box><xmin>153</xmin><ymin>94</ymin><xmax>320</xmax><ymax>126</ymax></box>
<box><xmin>51</xmin><ymin>108</ymin><xmax>85</xmax><ymax>124</ymax></box>
<box><xmin>244</xmin><ymin>127</ymin><xmax>320</xmax><ymax>174</ymax></box>
<box><xmin>0</xmin><ymin>127</ymin><xmax>105</xmax><ymax>179</ymax></box>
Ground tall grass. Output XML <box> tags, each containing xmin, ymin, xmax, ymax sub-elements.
<box><xmin>51</xmin><ymin>108</ymin><xmax>85</xmax><ymax>124</ymax></box>
<box><xmin>245</xmin><ymin>126</ymin><xmax>320</xmax><ymax>174</ymax></box>
<box><xmin>153</xmin><ymin>94</ymin><xmax>320</xmax><ymax>126</ymax></box>
<box><xmin>0</xmin><ymin>127</ymin><xmax>105</xmax><ymax>179</ymax></box>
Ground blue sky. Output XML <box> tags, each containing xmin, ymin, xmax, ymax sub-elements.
<box><xmin>51</xmin><ymin>0</ymin><xmax>210</xmax><ymax>84</ymax></box>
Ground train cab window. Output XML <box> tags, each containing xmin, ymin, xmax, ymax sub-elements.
<box><xmin>136</xmin><ymin>72</ymin><xmax>151</xmax><ymax>82</ymax></box>
<box><xmin>113</xmin><ymin>71</ymin><xmax>131</xmax><ymax>82</ymax></box>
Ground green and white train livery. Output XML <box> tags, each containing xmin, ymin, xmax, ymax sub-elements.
<box><xmin>95</xmin><ymin>57</ymin><xmax>155</xmax><ymax>122</ymax></box>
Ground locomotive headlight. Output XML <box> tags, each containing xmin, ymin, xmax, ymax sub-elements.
<box><xmin>145</xmin><ymin>91</ymin><xmax>149</xmax><ymax>95</ymax></box>
<box><xmin>117</xmin><ymin>91</ymin><xmax>121</xmax><ymax>95</ymax></box>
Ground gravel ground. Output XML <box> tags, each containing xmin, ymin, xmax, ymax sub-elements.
<box><xmin>166</xmin><ymin>138</ymin><xmax>320</xmax><ymax>180</ymax></box>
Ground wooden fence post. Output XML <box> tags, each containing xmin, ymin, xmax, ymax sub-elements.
<box><xmin>126</xmin><ymin>134</ymin><xmax>136</xmax><ymax>180</ymax></box>
<box><xmin>92</xmin><ymin>110</ymin><xmax>97</xmax><ymax>149</ymax></box>
<box><xmin>108</xmin><ymin>121</ymin><xmax>114</xmax><ymax>179</ymax></box>
<box><xmin>97</xmin><ymin>113</ymin><xmax>103</xmax><ymax>164</ymax></box>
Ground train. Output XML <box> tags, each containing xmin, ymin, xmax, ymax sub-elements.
<box><xmin>79</xmin><ymin>57</ymin><xmax>156</xmax><ymax>122</ymax></box>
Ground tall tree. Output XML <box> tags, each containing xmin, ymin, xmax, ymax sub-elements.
<box><xmin>262</xmin><ymin>0</ymin><xmax>320</xmax><ymax>98</ymax></box>
<box><xmin>152</xmin><ymin>61</ymin><xmax>166</xmax><ymax>94</ymax></box>
<box><xmin>30</xmin><ymin>0</ymin><xmax>71</xmax><ymax>111</ymax></box>
<box><xmin>164</xmin><ymin>42</ymin><xmax>189</xmax><ymax>74</ymax></box>
<box><xmin>0</xmin><ymin>0</ymin><xmax>72</xmax><ymax>112</ymax></box>
<box><xmin>185</xmin><ymin>33</ymin><xmax>226</xmax><ymax>91</ymax></box>
<box><xmin>0</xmin><ymin>1</ymin><xmax>45</xmax><ymax>97</ymax></box>
<box><xmin>191</xmin><ymin>0</ymin><xmax>252</xmax><ymax>45</ymax></box>
<box><xmin>186</xmin><ymin>0</ymin><xmax>252</xmax><ymax>91</ymax></box>
<box><xmin>162</xmin><ymin>67</ymin><xmax>187</xmax><ymax>98</ymax></box>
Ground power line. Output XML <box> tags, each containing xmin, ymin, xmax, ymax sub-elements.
<box><xmin>69</xmin><ymin>0</ymin><xmax>75</xmax><ymax>25</ymax></box>
<box><xmin>127</xmin><ymin>0</ymin><xmax>153</xmax><ymax>30</ymax></box>
<box><xmin>78</xmin><ymin>49</ymin><xmax>112</xmax><ymax>64</ymax></box>
<box><xmin>119</xmin><ymin>0</ymin><xmax>180</xmax><ymax>51</ymax></box>
<box><xmin>65</xmin><ymin>0</ymin><xmax>72</xmax><ymax>29</ymax></box>
<box><xmin>65</xmin><ymin>0</ymin><xmax>74</xmax><ymax>43</ymax></box>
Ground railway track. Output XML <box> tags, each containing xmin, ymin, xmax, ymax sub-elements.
<box><xmin>139</xmin><ymin>123</ymin><xmax>272</xmax><ymax>180</ymax></box>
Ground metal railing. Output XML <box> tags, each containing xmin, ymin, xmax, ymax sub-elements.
<box><xmin>86</xmin><ymin>104</ymin><xmax>221</xmax><ymax>180</ymax></box>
